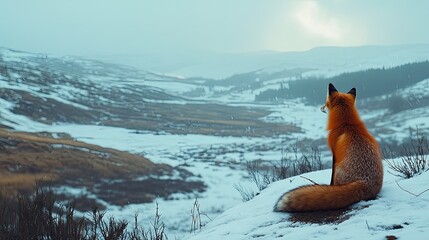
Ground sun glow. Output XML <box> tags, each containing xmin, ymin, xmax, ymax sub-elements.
<box><xmin>294</xmin><ymin>1</ymin><xmax>342</xmax><ymax>41</ymax></box>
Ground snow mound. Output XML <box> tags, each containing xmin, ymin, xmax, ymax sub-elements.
<box><xmin>187</xmin><ymin>164</ymin><xmax>429</xmax><ymax>240</ymax></box>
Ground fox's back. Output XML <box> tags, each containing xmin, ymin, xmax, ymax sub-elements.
<box><xmin>332</xmin><ymin>125</ymin><xmax>383</xmax><ymax>196</ymax></box>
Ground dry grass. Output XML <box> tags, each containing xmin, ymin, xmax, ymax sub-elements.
<box><xmin>103</xmin><ymin>102</ymin><xmax>301</xmax><ymax>137</ymax></box>
<box><xmin>0</xmin><ymin>128</ymin><xmax>205</xmax><ymax>209</ymax></box>
<box><xmin>0</xmin><ymin>128</ymin><xmax>156</xmax><ymax>193</ymax></box>
<box><xmin>0</xmin><ymin>187</ymin><xmax>169</xmax><ymax>240</ymax></box>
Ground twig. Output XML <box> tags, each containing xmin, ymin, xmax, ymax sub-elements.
<box><xmin>190</xmin><ymin>197</ymin><xmax>209</xmax><ymax>233</ymax></box>
<box><xmin>201</xmin><ymin>212</ymin><xmax>212</xmax><ymax>221</ymax></box>
<box><xmin>366</xmin><ymin>220</ymin><xmax>371</xmax><ymax>231</ymax></box>
<box><xmin>300</xmin><ymin>176</ymin><xmax>319</xmax><ymax>185</ymax></box>
<box><xmin>395</xmin><ymin>181</ymin><xmax>429</xmax><ymax>197</ymax></box>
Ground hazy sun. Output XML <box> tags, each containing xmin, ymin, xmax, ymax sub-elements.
<box><xmin>294</xmin><ymin>1</ymin><xmax>341</xmax><ymax>41</ymax></box>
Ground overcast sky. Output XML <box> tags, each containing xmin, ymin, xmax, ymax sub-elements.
<box><xmin>1</xmin><ymin>0</ymin><xmax>428</xmax><ymax>58</ymax></box>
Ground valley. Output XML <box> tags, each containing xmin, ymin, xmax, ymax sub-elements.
<box><xmin>0</xmin><ymin>45</ymin><xmax>429</xmax><ymax>237</ymax></box>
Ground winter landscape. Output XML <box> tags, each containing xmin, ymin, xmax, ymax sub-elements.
<box><xmin>1</xmin><ymin>1</ymin><xmax>429</xmax><ymax>239</ymax></box>
<box><xmin>1</xmin><ymin>44</ymin><xmax>429</xmax><ymax>239</ymax></box>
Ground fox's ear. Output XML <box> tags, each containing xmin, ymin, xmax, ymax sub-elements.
<box><xmin>348</xmin><ymin>88</ymin><xmax>356</xmax><ymax>97</ymax></box>
<box><xmin>328</xmin><ymin>83</ymin><xmax>338</xmax><ymax>96</ymax></box>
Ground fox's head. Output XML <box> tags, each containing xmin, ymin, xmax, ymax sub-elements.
<box><xmin>320</xmin><ymin>83</ymin><xmax>356</xmax><ymax>113</ymax></box>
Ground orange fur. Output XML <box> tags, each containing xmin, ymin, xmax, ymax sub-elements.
<box><xmin>274</xmin><ymin>83</ymin><xmax>383</xmax><ymax>212</ymax></box>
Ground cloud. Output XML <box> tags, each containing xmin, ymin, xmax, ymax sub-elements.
<box><xmin>294</xmin><ymin>1</ymin><xmax>342</xmax><ymax>41</ymax></box>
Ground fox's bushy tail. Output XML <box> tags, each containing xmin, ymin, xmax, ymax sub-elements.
<box><xmin>274</xmin><ymin>181</ymin><xmax>368</xmax><ymax>212</ymax></box>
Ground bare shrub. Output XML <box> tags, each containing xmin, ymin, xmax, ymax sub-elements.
<box><xmin>190</xmin><ymin>198</ymin><xmax>211</xmax><ymax>234</ymax></box>
<box><xmin>386</xmin><ymin>129</ymin><xmax>428</xmax><ymax>178</ymax></box>
<box><xmin>128</xmin><ymin>202</ymin><xmax>168</xmax><ymax>240</ymax></box>
<box><xmin>245</xmin><ymin>160</ymin><xmax>272</xmax><ymax>191</ymax></box>
<box><xmin>237</xmin><ymin>140</ymin><xmax>325</xmax><ymax>202</ymax></box>
<box><xmin>233</xmin><ymin>184</ymin><xmax>256</xmax><ymax>202</ymax></box>
<box><xmin>276</xmin><ymin>142</ymin><xmax>324</xmax><ymax>180</ymax></box>
<box><xmin>0</xmin><ymin>186</ymin><xmax>170</xmax><ymax>240</ymax></box>
<box><xmin>146</xmin><ymin>203</ymin><xmax>167</xmax><ymax>240</ymax></box>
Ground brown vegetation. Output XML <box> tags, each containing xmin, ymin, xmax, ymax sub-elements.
<box><xmin>0</xmin><ymin>187</ymin><xmax>169</xmax><ymax>239</ymax></box>
<box><xmin>0</xmin><ymin>128</ymin><xmax>205</xmax><ymax>210</ymax></box>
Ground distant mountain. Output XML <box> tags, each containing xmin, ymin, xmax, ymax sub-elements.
<box><xmin>89</xmin><ymin>45</ymin><xmax>429</xmax><ymax>79</ymax></box>
<box><xmin>166</xmin><ymin>44</ymin><xmax>429</xmax><ymax>79</ymax></box>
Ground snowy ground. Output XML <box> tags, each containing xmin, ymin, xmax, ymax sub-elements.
<box><xmin>187</xmin><ymin>162</ymin><xmax>429</xmax><ymax>240</ymax></box>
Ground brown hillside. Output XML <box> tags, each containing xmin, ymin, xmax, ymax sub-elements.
<box><xmin>0</xmin><ymin>128</ymin><xmax>205</xmax><ymax>210</ymax></box>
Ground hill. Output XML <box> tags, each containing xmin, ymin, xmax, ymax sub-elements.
<box><xmin>255</xmin><ymin>61</ymin><xmax>429</xmax><ymax>104</ymax></box>
<box><xmin>187</xmin><ymin>164</ymin><xmax>429</xmax><ymax>240</ymax></box>
<box><xmin>0</xmin><ymin>128</ymin><xmax>205</xmax><ymax>211</ymax></box>
<box><xmin>0</xmin><ymin>47</ymin><xmax>298</xmax><ymax>137</ymax></box>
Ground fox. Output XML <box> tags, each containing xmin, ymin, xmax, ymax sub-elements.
<box><xmin>274</xmin><ymin>83</ymin><xmax>383</xmax><ymax>212</ymax></box>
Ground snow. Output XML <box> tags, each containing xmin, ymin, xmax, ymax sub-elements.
<box><xmin>261</xmin><ymin>100</ymin><xmax>327</xmax><ymax>139</ymax></box>
<box><xmin>371</xmin><ymin>78</ymin><xmax>429</xmax><ymax>142</ymax></box>
<box><xmin>187</xmin><ymin>164</ymin><xmax>429</xmax><ymax>240</ymax></box>
<box><xmin>398</xmin><ymin>79</ymin><xmax>429</xmax><ymax>98</ymax></box>
<box><xmin>0</xmin><ymin>74</ymin><xmax>91</xmax><ymax>110</ymax></box>
<box><xmin>141</xmin><ymin>79</ymin><xmax>200</xmax><ymax>95</ymax></box>
<box><xmin>0</xmin><ymin>98</ymin><xmax>49</xmax><ymax>131</ymax></box>
<box><xmin>376</xmin><ymin>107</ymin><xmax>429</xmax><ymax>141</ymax></box>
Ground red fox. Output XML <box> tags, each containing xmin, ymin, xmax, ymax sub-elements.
<box><xmin>274</xmin><ymin>83</ymin><xmax>383</xmax><ymax>212</ymax></box>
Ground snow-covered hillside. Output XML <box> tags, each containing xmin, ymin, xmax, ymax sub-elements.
<box><xmin>187</xmin><ymin>164</ymin><xmax>429</xmax><ymax>240</ymax></box>
<box><xmin>0</xmin><ymin>47</ymin><xmax>203</xmax><ymax>101</ymax></box>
